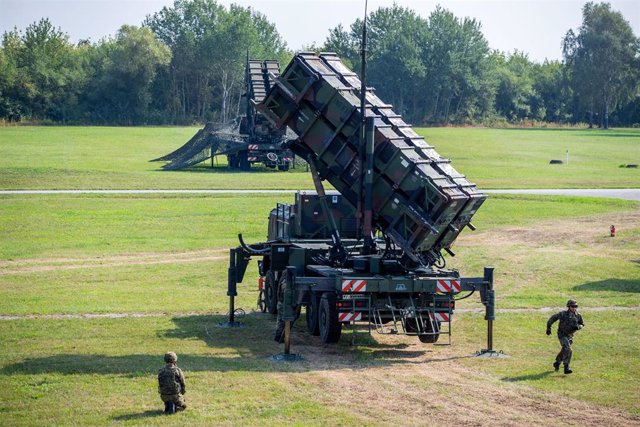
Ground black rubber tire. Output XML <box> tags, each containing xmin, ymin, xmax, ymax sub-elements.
<box><xmin>264</xmin><ymin>271</ymin><xmax>278</xmax><ymax>315</ymax></box>
<box><xmin>319</xmin><ymin>293</ymin><xmax>341</xmax><ymax>343</ymax></box>
<box><xmin>277</xmin><ymin>162</ymin><xmax>290</xmax><ymax>171</ymax></box>
<box><xmin>306</xmin><ymin>292</ymin><xmax>321</xmax><ymax>336</ymax></box>
<box><xmin>227</xmin><ymin>154</ymin><xmax>237</xmax><ymax>169</ymax></box>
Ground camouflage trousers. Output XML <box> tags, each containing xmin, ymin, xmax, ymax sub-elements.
<box><xmin>160</xmin><ymin>393</ymin><xmax>187</xmax><ymax>411</ymax></box>
<box><xmin>555</xmin><ymin>335</ymin><xmax>573</xmax><ymax>365</ymax></box>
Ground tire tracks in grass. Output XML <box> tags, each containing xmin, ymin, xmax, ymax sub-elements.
<box><xmin>277</xmin><ymin>337</ymin><xmax>640</xmax><ymax>426</ymax></box>
<box><xmin>1</xmin><ymin>306</ymin><xmax>638</xmax><ymax>321</ymax></box>
<box><xmin>0</xmin><ymin>249</ymin><xmax>228</xmax><ymax>275</ymax></box>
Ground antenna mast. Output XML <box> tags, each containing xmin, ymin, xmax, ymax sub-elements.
<box><xmin>359</xmin><ymin>0</ymin><xmax>375</xmax><ymax>254</ymax></box>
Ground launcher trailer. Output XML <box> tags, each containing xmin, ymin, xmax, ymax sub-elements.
<box><xmin>226</xmin><ymin>52</ymin><xmax>496</xmax><ymax>353</ymax></box>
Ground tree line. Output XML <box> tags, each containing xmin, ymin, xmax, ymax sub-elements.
<box><xmin>1</xmin><ymin>0</ymin><xmax>638</xmax><ymax>128</ymax></box>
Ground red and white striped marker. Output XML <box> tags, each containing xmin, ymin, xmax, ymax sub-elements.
<box><xmin>436</xmin><ymin>279</ymin><xmax>461</xmax><ymax>293</ymax></box>
<box><xmin>339</xmin><ymin>312</ymin><xmax>362</xmax><ymax>322</ymax></box>
<box><xmin>248</xmin><ymin>144</ymin><xmax>259</xmax><ymax>150</ymax></box>
<box><xmin>430</xmin><ymin>312</ymin><xmax>450</xmax><ymax>322</ymax></box>
<box><xmin>341</xmin><ymin>279</ymin><xmax>367</xmax><ymax>293</ymax></box>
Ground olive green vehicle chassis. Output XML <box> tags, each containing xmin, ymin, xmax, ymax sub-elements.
<box><xmin>227</xmin><ymin>240</ymin><xmax>496</xmax><ymax>352</ymax></box>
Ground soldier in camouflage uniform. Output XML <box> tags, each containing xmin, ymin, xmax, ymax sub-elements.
<box><xmin>546</xmin><ymin>299</ymin><xmax>584</xmax><ymax>374</ymax></box>
<box><xmin>158</xmin><ymin>352</ymin><xmax>187</xmax><ymax>414</ymax></box>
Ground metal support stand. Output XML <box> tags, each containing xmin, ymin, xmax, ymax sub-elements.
<box><xmin>475</xmin><ymin>267</ymin><xmax>507</xmax><ymax>357</ymax></box>
<box><xmin>218</xmin><ymin>249</ymin><xmax>244</xmax><ymax>328</ymax></box>
<box><xmin>272</xmin><ymin>322</ymin><xmax>303</xmax><ymax>361</ymax></box>
<box><xmin>272</xmin><ymin>269</ymin><xmax>303</xmax><ymax>362</ymax></box>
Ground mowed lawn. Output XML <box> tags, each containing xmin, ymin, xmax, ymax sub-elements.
<box><xmin>0</xmin><ymin>126</ymin><xmax>638</xmax><ymax>189</ymax></box>
<box><xmin>0</xmin><ymin>126</ymin><xmax>639</xmax><ymax>425</ymax></box>
<box><xmin>0</xmin><ymin>192</ymin><xmax>638</xmax><ymax>424</ymax></box>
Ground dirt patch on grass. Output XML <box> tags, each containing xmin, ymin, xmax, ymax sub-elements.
<box><xmin>0</xmin><ymin>249</ymin><xmax>227</xmax><ymax>275</ymax></box>
<box><xmin>461</xmin><ymin>210</ymin><xmax>640</xmax><ymax>249</ymax></box>
<box><xmin>286</xmin><ymin>335</ymin><xmax>639</xmax><ymax>426</ymax></box>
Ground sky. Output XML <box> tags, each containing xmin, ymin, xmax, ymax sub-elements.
<box><xmin>1</xmin><ymin>0</ymin><xmax>639</xmax><ymax>63</ymax></box>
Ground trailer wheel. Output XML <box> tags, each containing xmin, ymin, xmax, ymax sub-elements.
<box><xmin>227</xmin><ymin>154</ymin><xmax>238</xmax><ymax>169</ymax></box>
<box><xmin>319</xmin><ymin>293</ymin><xmax>341</xmax><ymax>343</ymax></box>
<box><xmin>239</xmin><ymin>151</ymin><xmax>250</xmax><ymax>171</ymax></box>
<box><xmin>306</xmin><ymin>292</ymin><xmax>321</xmax><ymax>336</ymax></box>
<box><xmin>264</xmin><ymin>271</ymin><xmax>278</xmax><ymax>315</ymax></box>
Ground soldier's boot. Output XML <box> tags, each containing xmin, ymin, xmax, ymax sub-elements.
<box><xmin>165</xmin><ymin>401</ymin><xmax>176</xmax><ymax>414</ymax></box>
<box><xmin>553</xmin><ymin>361</ymin><xmax>560</xmax><ymax>371</ymax></box>
<box><xmin>563</xmin><ymin>364</ymin><xmax>573</xmax><ymax>375</ymax></box>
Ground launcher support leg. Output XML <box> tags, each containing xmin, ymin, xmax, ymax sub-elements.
<box><xmin>228</xmin><ymin>248</ymin><xmax>238</xmax><ymax>323</ymax></box>
<box><xmin>218</xmin><ymin>248</ymin><xmax>244</xmax><ymax>328</ymax></box>
<box><xmin>484</xmin><ymin>266</ymin><xmax>495</xmax><ymax>352</ymax></box>
<box><xmin>229</xmin><ymin>295</ymin><xmax>236</xmax><ymax>323</ymax></box>
<box><xmin>272</xmin><ymin>268</ymin><xmax>303</xmax><ymax>362</ymax></box>
<box><xmin>284</xmin><ymin>321</ymin><xmax>292</xmax><ymax>354</ymax></box>
<box><xmin>487</xmin><ymin>319</ymin><xmax>494</xmax><ymax>351</ymax></box>
<box><xmin>475</xmin><ymin>267</ymin><xmax>506</xmax><ymax>357</ymax></box>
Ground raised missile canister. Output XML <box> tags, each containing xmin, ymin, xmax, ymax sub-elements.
<box><xmin>257</xmin><ymin>52</ymin><xmax>485</xmax><ymax>265</ymax></box>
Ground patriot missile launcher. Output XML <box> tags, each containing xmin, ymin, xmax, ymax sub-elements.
<box><xmin>226</xmin><ymin>52</ymin><xmax>496</xmax><ymax>354</ymax></box>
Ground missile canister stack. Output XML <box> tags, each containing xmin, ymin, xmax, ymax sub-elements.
<box><xmin>257</xmin><ymin>53</ymin><xmax>485</xmax><ymax>266</ymax></box>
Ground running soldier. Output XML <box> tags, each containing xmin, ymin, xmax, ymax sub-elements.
<box><xmin>158</xmin><ymin>352</ymin><xmax>187</xmax><ymax>414</ymax></box>
<box><xmin>546</xmin><ymin>299</ymin><xmax>584</xmax><ymax>374</ymax></box>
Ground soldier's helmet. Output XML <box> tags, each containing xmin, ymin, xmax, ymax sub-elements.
<box><xmin>566</xmin><ymin>299</ymin><xmax>578</xmax><ymax>307</ymax></box>
<box><xmin>164</xmin><ymin>352</ymin><xmax>178</xmax><ymax>363</ymax></box>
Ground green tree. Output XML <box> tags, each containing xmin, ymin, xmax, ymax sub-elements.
<box><xmin>145</xmin><ymin>0</ymin><xmax>288</xmax><ymax>124</ymax></box>
<box><xmin>493</xmin><ymin>51</ymin><xmax>546</xmax><ymax>122</ymax></box>
<box><xmin>563</xmin><ymin>2</ymin><xmax>640</xmax><ymax>128</ymax></box>
<box><xmin>0</xmin><ymin>19</ymin><xmax>85</xmax><ymax>122</ymax></box>
<box><xmin>324</xmin><ymin>5</ymin><xmax>427</xmax><ymax>123</ymax></box>
<box><xmin>324</xmin><ymin>5</ymin><xmax>495</xmax><ymax>125</ymax></box>
<box><xmin>85</xmin><ymin>25</ymin><xmax>170</xmax><ymax>125</ymax></box>
<box><xmin>0</xmin><ymin>30</ymin><xmax>23</xmax><ymax>120</ymax></box>
<box><xmin>532</xmin><ymin>60</ymin><xmax>572</xmax><ymax>123</ymax></box>
<box><xmin>422</xmin><ymin>6</ymin><xmax>495</xmax><ymax>124</ymax></box>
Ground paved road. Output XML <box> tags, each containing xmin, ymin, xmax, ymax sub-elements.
<box><xmin>1</xmin><ymin>188</ymin><xmax>639</xmax><ymax>201</ymax></box>
<box><xmin>484</xmin><ymin>188</ymin><xmax>640</xmax><ymax>201</ymax></box>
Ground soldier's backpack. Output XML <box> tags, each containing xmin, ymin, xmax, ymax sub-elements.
<box><xmin>158</xmin><ymin>366</ymin><xmax>180</xmax><ymax>395</ymax></box>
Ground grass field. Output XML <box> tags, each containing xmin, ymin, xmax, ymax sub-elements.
<box><xmin>0</xmin><ymin>126</ymin><xmax>638</xmax><ymax>189</ymax></box>
<box><xmin>0</xmin><ymin>126</ymin><xmax>639</xmax><ymax>425</ymax></box>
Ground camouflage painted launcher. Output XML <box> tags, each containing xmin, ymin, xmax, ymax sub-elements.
<box><xmin>256</xmin><ymin>52</ymin><xmax>486</xmax><ymax>264</ymax></box>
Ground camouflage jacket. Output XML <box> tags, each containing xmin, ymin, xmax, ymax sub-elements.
<box><xmin>547</xmin><ymin>310</ymin><xmax>584</xmax><ymax>337</ymax></box>
<box><xmin>158</xmin><ymin>364</ymin><xmax>186</xmax><ymax>395</ymax></box>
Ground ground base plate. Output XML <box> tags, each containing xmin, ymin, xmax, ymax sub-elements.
<box><xmin>271</xmin><ymin>353</ymin><xmax>304</xmax><ymax>362</ymax></box>
<box><xmin>474</xmin><ymin>349</ymin><xmax>509</xmax><ymax>358</ymax></box>
<box><xmin>216</xmin><ymin>321</ymin><xmax>245</xmax><ymax>328</ymax></box>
